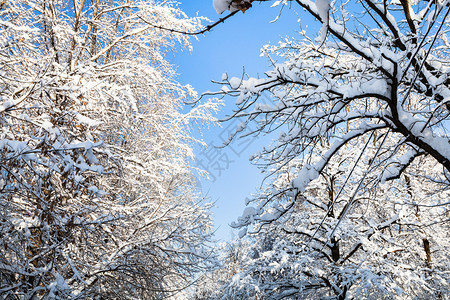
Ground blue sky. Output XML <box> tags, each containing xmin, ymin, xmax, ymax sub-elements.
<box><xmin>171</xmin><ymin>1</ymin><xmax>318</xmax><ymax>240</ymax></box>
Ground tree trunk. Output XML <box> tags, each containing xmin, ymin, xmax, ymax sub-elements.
<box><xmin>423</xmin><ymin>238</ymin><xmax>432</xmax><ymax>267</ymax></box>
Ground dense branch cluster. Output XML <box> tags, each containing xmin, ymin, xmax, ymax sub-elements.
<box><xmin>1</xmin><ymin>0</ymin><xmax>449</xmax><ymax>298</ymax></box>
<box><xmin>199</xmin><ymin>0</ymin><xmax>450</xmax><ymax>299</ymax></box>
<box><xmin>0</xmin><ymin>0</ymin><xmax>219</xmax><ymax>298</ymax></box>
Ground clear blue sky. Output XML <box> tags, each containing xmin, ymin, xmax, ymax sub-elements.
<box><xmin>171</xmin><ymin>1</ymin><xmax>318</xmax><ymax>241</ymax></box>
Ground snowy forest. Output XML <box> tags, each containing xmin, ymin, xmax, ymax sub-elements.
<box><xmin>0</xmin><ymin>0</ymin><xmax>448</xmax><ymax>299</ymax></box>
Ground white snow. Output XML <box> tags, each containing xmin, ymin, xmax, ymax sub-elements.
<box><xmin>76</xmin><ymin>113</ymin><xmax>102</xmax><ymax>127</ymax></box>
<box><xmin>315</xmin><ymin>0</ymin><xmax>330</xmax><ymax>42</ymax></box>
<box><xmin>213</xmin><ymin>0</ymin><xmax>231</xmax><ymax>14</ymax></box>
<box><xmin>229</xmin><ymin>77</ymin><xmax>242</xmax><ymax>89</ymax></box>
<box><xmin>213</xmin><ymin>0</ymin><xmax>252</xmax><ymax>14</ymax></box>
<box><xmin>221</xmin><ymin>72</ymin><xmax>229</xmax><ymax>81</ymax></box>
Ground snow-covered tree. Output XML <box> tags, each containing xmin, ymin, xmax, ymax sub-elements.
<box><xmin>0</xmin><ymin>0</ymin><xmax>218</xmax><ymax>298</ymax></box>
<box><xmin>220</xmin><ymin>140</ymin><xmax>449</xmax><ymax>299</ymax></box>
<box><xmin>206</xmin><ymin>0</ymin><xmax>450</xmax><ymax>299</ymax></box>
<box><xmin>192</xmin><ymin>239</ymin><xmax>252</xmax><ymax>299</ymax></box>
<box><xmin>218</xmin><ymin>0</ymin><xmax>449</xmax><ymax>184</ymax></box>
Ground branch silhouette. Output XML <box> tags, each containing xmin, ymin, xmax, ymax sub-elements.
<box><xmin>138</xmin><ymin>0</ymin><xmax>260</xmax><ymax>35</ymax></box>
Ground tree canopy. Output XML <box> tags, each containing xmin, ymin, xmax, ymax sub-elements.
<box><xmin>201</xmin><ymin>0</ymin><xmax>450</xmax><ymax>299</ymax></box>
<box><xmin>0</xmin><ymin>0</ymin><xmax>219</xmax><ymax>298</ymax></box>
